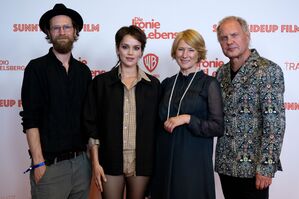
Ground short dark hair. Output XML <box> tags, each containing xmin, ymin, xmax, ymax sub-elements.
<box><xmin>115</xmin><ymin>25</ymin><xmax>147</xmax><ymax>52</ymax></box>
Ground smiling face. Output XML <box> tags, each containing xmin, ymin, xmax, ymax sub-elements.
<box><xmin>175</xmin><ymin>39</ymin><xmax>200</xmax><ymax>75</ymax></box>
<box><xmin>48</xmin><ymin>15</ymin><xmax>76</xmax><ymax>53</ymax></box>
<box><xmin>117</xmin><ymin>35</ymin><xmax>143</xmax><ymax>69</ymax></box>
<box><xmin>218</xmin><ymin>19</ymin><xmax>250</xmax><ymax>60</ymax></box>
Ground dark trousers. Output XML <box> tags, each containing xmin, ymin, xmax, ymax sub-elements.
<box><xmin>219</xmin><ymin>174</ymin><xmax>269</xmax><ymax>199</ymax></box>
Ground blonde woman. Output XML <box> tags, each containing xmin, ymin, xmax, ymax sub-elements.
<box><xmin>151</xmin><ymin>29</ymin><xmax>224</xmax><ymax>199</ymax></box>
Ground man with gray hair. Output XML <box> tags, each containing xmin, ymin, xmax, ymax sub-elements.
<box><xmin>215</xmin><ymin>16</ymin><xmax>285</xmax><ymax>199</ymax></box>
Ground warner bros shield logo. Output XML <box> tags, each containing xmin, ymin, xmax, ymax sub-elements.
<box><xmin>143</xmin><ymin>53</ymin><xmax>159</xmax><ymax>73</ymax></box>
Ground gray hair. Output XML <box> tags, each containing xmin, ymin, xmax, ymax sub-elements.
<box><xmin>216</xmin><ymin>16</ymin><xmax>250</xmax><ymax>41</ymax></box>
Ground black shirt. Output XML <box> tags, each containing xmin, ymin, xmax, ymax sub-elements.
<box><xmin>230</xmin><ymin>67</ymin><xmax>241</xmax><ymax>81</ymax></box>
<box><xmin>20</xmin><ymin>48</ymin><xmax>92</xmax><ymax>158</ymax></box>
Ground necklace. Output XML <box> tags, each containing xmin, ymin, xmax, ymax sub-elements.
<box><xmin>167</xmin><ymin>69</ymin><xmax>198</xmax><ymax>119</ymax></box>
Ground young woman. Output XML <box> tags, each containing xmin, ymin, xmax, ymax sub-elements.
<box><xmin>151</xmin><ymin>29</ymin><xmax>224</xmax><ymax>199</ymax></box>
<box><xmin>83</xmin><ymin>25</ymin><xmax>160</xmax><ymax>199</ymax></box>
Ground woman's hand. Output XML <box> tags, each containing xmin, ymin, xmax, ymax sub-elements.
<box><xmin>164</xmin><ymin>114</ymin><xmax>191</xmax><ymax>133</ymax></box>
<box><xmin>93</xmin><ymin>162</ymin><xmax>107</xmax><ymax>192</ymax></box>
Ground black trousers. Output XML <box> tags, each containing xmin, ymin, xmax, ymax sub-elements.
<box><xmin>219</xmin><ymin>174</ymin><xmax>269</xmax><ymax>199</ymax></box>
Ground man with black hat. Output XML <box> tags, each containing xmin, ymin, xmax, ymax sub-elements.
<box><xmin>20</xmin><ymin>4</ymin><xmax>92</xmax><ymax>199</ymax></box>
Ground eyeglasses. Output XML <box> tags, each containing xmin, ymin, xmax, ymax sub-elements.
<box><xmin>50</xmin><ymin>25</ymin><xmax>73</xmax><ymax>33</ymax></box>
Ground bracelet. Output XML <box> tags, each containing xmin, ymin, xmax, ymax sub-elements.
<box><xmin>23</xmin><ymin>161</ymin><xmax>46</xmax><ymax>174</ymax></box>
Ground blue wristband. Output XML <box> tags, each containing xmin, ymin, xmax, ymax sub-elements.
<box><xmin>23</xmin><ymin>161</ymin><xmax>46</xmax><ymax>174</ymax></box>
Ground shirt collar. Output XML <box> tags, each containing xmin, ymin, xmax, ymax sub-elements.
<box><xmin>117</xmin><ymin>64</ymin><xmax>151</xmax><ymax>82</ymax></box>
<box><xmin>48</xmin><ymin>47</ymin><xmax>74</xmax><ymax>67</ymax></box>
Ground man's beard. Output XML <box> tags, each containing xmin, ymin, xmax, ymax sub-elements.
<box><xmin>51</xmin><ymin>36</ymin><xmax>75</xmax><ymax>54</ymax></box>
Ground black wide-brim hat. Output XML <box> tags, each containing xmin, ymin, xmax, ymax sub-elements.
<box><xmin>39</xmin><ymin>3</ymin><xmax>83</xmax><ymax>34</ymax></box>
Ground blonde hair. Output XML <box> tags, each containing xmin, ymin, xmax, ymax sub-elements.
<box><xmin>171</xmin><ymin>29</ymin><xmax>207</xmax><ymax>62</ymax></box>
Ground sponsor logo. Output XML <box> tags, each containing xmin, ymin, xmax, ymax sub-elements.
<box><xmin>78</xmin><ymin>57</ymin><xmax>88</xmax><ymax>65</ymax></box>
<box><xmin>285</xmin><ymin>61</ymin><xmax>299</xmax><ymax>71</ymax></box>
<box><xmin>83</xmin><ymin>24</ymin><xmax>100</xmax><ymax>32</ymax></box>
<box><xmin>0</xmin><ymin>60</ymin><xmax>9</xmax><ymax>65</ymax></box>
<box><xmin>199</xmin><ymin>58</ymin><xmax>224</xmax><ymax>77</ymax></box>
<box><xmin>0</xmin><ymin>60</ymin><xmax>25</xmax><ymax>71</ymax></box>
<box><xmin>143</xmin><ymin>53</ymin><xmax>159</xmax><ymax>73</ymax></box>
<box><xmin>91</xmin><ymin>69</ymin><xmax>106</xmax><ymax>78</ymax></box>
<box><xmin>212</xmin><ymin>24</ymin><xmax>299</xmax><ymax>33</ymax></box>
<box><xmin>0</xmin><ymin>99</ymin><xmax>22</xmax><ymax>108</ymax></box>
<box><xmin>284</xmin><ymin>102</ymin><xmax>299</xmax><ymax>110</ymax></box>
<box><xmin>132</xmin><ymin>17</ymin><xmax>177</xmax><ymax>39</ymax></box>
<box><xmin>280</xmin><ymin>25</ymin><xmax>299</xmax><ymax>33</ymax></box>
<box><xmin>13</xmin><ymin>24</ymin><xmax>40</xmax><ymax>32</ymax></box>
<box><xmin>12</xmin><ymin>24</ymin><xmax>100</xmax><ymax>32</ymax></box>
<box><xmin>78</xmin><ymin>57</ymin><xmax>106</xmax><ymax>78</ymax></box>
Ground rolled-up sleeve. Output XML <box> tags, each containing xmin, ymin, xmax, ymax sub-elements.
<box><xmin>83</xmin><ymin>78</ymin><xmax>100</xmax><ymax>139</ymax></box>
<box><xmin>20</xmin><ymin>62</ymin><xmax>43</xmax><ymax>133</ymax></box>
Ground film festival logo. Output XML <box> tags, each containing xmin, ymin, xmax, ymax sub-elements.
<box><xmin>132</xmin><ymin>17</ymin><xmax>177</xmax><ymax>39</ymax></box>
<box><xmin>143</xmin><ymin>53</ymin><xmax>159</xmax><ymax>73</ymax></box>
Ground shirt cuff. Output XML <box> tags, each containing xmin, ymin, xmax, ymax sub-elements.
<box><xmin>88</xmin><ymin>138</ymin><xmax>100</xmax><ymax>148</ymax></box>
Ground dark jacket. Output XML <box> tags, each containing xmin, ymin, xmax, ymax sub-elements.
<box><xmin>84</xmin><ymin>66</ymin><xmax>160</xmax><ymax>176</ymax></box>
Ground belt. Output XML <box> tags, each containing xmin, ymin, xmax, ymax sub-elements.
<box><xmin>45</xmin><ymin>151</ymin><xmax>84</xmax><ymax>166</ymax></box>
